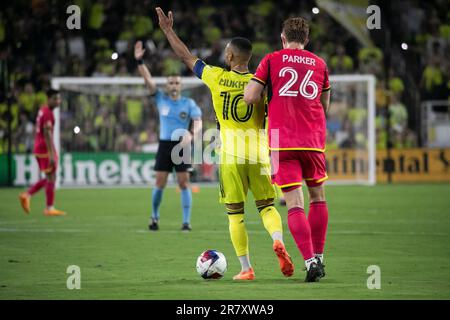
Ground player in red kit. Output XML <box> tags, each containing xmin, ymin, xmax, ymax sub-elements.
<box><xmin>19</xmin><ymin>89</ymin><xmax>66</xmax><ymax>216</ymax></box>
<box><xmin>244</xmin><ymin>17</ymin><xmax>330</xmax><ymax>282</ymax></box>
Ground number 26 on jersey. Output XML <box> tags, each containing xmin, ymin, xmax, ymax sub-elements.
<box><xmin>278</xmin><ymin>67</ymin><xmax>319</xmax><ymax>100</ymax></box>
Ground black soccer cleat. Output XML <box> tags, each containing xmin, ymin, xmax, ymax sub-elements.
<box><xmin>181</xmin><ymin>223</ymin><xmax>192</xmax><ymax>231</ymax></box>
<box><xmin>317</xmin><ymin>259</ymin><xmax>326</xmax><ymax>278</ymax></box>
<box><xmin>148</xmin><ymin>220</ymin><xmax>159</xmax><ymax>231</ymax></box>
<box><xmin>305</xmin><ymin>262</ymin><xmax>322</xmax><ymax>282</ymax></box>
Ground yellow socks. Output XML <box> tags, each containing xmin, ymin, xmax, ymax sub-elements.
<box><xmin>228</xmin><ymin>205</ymin><xmax>283</xmax><ymax>257</ymax></box>
<box><xmin>259</xmin><ymin>206</ymin><xmax>283</xmax><ymax>240</ymax></box>
<box><xmin>228</xmin><ymin>214</ymin><xmax>249</xmax><ymax>257</ymax></box>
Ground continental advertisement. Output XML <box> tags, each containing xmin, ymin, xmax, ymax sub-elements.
<box><xmin>327</xmin><ymin>148</ymin><xmax>450</xmax><ymax>183</ymax></box>
<box><xmin>0</xmin><ymin>149</ymin><xmax>449</xmax><ymax>186</ymax></box>
<box><xmin>375</xmin><ymin>149</ymin><xmax>450</xmax><ymax>183</ymax></box>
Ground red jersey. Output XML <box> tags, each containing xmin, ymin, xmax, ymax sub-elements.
<box><xmin>33</xmin><ymin>105</ymin><xmax>55</xmax><ymax>156</ymax></box>
<box><xmin>252</xmin><ymin>48</ymin><xmax>330</xmax><ymax>152</ymax></box>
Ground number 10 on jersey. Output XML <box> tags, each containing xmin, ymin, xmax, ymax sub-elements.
<box><xmin>220</xmin><ymin>92</ymin><xmax>253</xmax><ymax>122</ymax></box>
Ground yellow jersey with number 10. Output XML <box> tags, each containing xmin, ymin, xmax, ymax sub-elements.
<box><xmin>194</xmin><ymin>60</ymin><xmax>269</xmax><ymax>163</ymax></box>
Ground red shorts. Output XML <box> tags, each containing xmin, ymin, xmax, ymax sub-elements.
<box><xmin>271</xmin><ymin>150</ymin><xmax>328</xmax><ymax>189</ymax></box>
<box><xmin>35</xmin><ymin>154</ymin><xmax>58</xmax><ymax>174</ymax></box>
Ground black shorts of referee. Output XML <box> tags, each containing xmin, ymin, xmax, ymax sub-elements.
<box><xmin>154</xmin><ymin>140</ymin><xmax>193</xmax><ymax>172</ymax></box>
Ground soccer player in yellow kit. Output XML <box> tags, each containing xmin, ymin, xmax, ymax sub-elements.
<box><xmin>156</xmin><ymin>7</ymin><xmax>294</xmax><ymax>280</ymax></box>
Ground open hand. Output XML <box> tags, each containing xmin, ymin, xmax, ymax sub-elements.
<box><xmin>156</xmin><ymin>7</ymin><xmax>173</xmax><ymax>33</ymax></box>
<box><xmin>134</xmin><ymin>41</ymin><xmax>145</xmax><ymax>60</ymax></box>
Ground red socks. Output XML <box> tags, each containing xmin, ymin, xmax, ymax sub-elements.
<box><xmin>287</xmin><ymin>207</ymin><xmax>314</xmax><ymax>261</ymax></box>
<box><xmin>45</xmin><ymin>181</ymin><xmax>55</xmax><ymax>207</ymax></box>
<box><xmin>308</xmin><ymin>201</ymin><xmax>329</xmax><ymax>254</ymax></box>
<box><xmin>28</xmin><ymin>179</ymin><xmax>47</xmax><ymax>195</ymax></box>
<box><xmin>27</xmin><ymin>179</ymin><xmax>57</xmax><ymax>208</ymax></box>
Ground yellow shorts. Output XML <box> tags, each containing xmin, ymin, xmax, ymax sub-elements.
<box><xmin>218</xmin><ymin>156</ymin><xmax>276</xmax><ymax>204</ymax></box>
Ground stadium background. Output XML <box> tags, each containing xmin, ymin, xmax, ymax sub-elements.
<box><xmin>0</xmin><ymin>0</ymin><xmax>449</xmax><ymax>300</ymax></box>
<box><xmin>0</xmin><ymin>0</ymin><xmax>449</xmax><ymax>186</ymax></box>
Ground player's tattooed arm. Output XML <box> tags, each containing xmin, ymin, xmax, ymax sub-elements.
<box><xmin>134</xmin><ymin>41</ymin><xmax>157</xmax><ymax>95</ymax></box>
<box><xmin>156</xmin><ymin>7</ymin><xmax>198</xmax><ymax>72</ymax></box>
<box><xmin>43</xmin><ymin>122</ymin><xmax>55</xmax><ymax>167</ymax></box>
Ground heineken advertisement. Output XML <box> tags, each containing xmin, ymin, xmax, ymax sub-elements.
<box><xmin>0</xmin><ymin>153</ymin><xmax>156</xmax><ymax>187</ymax></box>
<box><xmin>1</xmin><ymin>149</ymin><xmax>449</xmax><ymax>186</ymax></box>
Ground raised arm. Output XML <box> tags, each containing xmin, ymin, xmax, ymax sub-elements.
<box><xmin>134</xmin><ymin>41</ymin><xmax>157</xmax><ymax>95</ymax></box>
<box><xmin>156</xmin><ymin>7</ymin><xmax>198</xmax><ymax>71</ymax></box>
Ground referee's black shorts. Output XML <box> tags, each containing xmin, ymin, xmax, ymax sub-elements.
<box><xmin>154</xmin><ymin>140</ymin><xmax>192</xmax><ymax>172</ymax></box>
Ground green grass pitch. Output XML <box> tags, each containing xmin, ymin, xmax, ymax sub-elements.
<box><xmin>0</xmin><ymin>184</ymin><xmax>449</xmax><ymax>299</ymax></box>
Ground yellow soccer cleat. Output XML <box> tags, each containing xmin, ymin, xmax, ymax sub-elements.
<box><xmin>273</xmin><ymin>240</ymin><xmax>295</xmax><ymax>277</ymax></box>
<box><xmin>44</xmin><ymin>208</ymin><xmax>66</xmax><ymax>216</ymax></box>
<box><xmin>232</xmin><ymin>267</ymin><xmax>255</xmax><ymax>281</ymax></box>
<box><xmin>19</xmin><ymin>193</ymin><xmax>31</xmax><ymax>214</ymax></box>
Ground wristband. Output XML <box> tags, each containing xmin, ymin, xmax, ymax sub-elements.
<box><xmin>137</xmin><ymin>59</ymin><xmax>144</xmax><ymax>65</ymax></box>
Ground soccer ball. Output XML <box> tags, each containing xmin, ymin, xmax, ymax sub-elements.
<box><xmin>196</xmin><ymin>250</ymin><xmax>227</xmax><ymax>279</ymax></box>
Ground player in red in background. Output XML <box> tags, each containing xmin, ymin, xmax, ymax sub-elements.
<box><xmin>19</xmin><ymin>89</ymin><xmax>66</xmax><ymax>216</ymax></box>
<box><xmin>244</xmin><ymin>17</ymin><xmax>331</xmax><ymax>282</ymax></box>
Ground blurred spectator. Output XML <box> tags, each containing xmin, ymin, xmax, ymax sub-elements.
<box><xmin>88</xmin><ymin>2</ymin><xmax>105</xmax><ymax>31</ymax></box>
<box><xmin>125</xmin><ymin>97</ymin><xmax>143</xmax><ymax>127</ymax></box>
<box><xmin>358</xmin><ymin>47</ymin><xmax>383</xmax><ymax>77</ymax></box>
<box><xmin>421</xmin><ymin>55</ymin><xmax>446</xmax><ymax>100</ymax></box>
<box><xmin>14</xmin><ymin>111</ymin><xmax>34</xmax><ymax>152</ymax></box>
<box><xmin>330</xmin><ymin>45</ymin><xmax>354</xmax><ymax>74</ymax></box>
<box><xmin>94</xmin><ymin>107</ymin><xmax>117</xmax><ymax>151</ymax></box>
<box><xmin>18</xmin><ymin>83</ymin><xmax>38</xmax><ymax>117</ymax></box>
<box><xmin>389</xmin><ymin>93</ymin><xmax>408</xmax><ymax>136</ymax></box>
